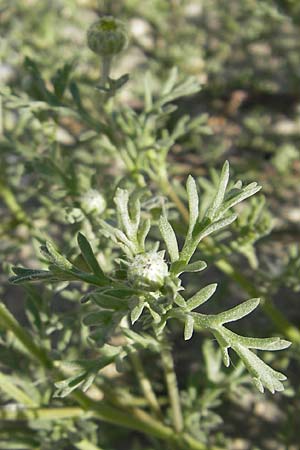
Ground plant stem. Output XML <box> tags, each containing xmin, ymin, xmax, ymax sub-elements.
<box><xmin>0</xmin><ymin>94</ymin><xmax>3</xmax><ymax>135</ymax></box>
<box><xmin>161</xmin><ymin>177</ymin><xmax>300</xmax><ymax>344</ymax></box>
<box><xmin>101</xmin><ymin>56</ymin><xmax>112</xmax><ymax>85</ymax></box>
<box><xmin>0</xmin><ymin>303</ymin><xmax>53</xmax><ymax>369</ymax></box>
<box><xmin>129</xmin><ymin>351</ymin><xmax>163</xmax><ymax>419</ymax></box>
<box><xmin>0</xmin><ymin>300</ymin><xmax>209</xmax><ymax>450</ymax></box>
<box><xmin>76</xmin><ymin>440</ymin><xmax>105</xmax><ymax>450</ymax></box>
<box><xmin>0</xmin><ymin>373</ymin><xmax>38</xmax><ymax>407</ymax></box>
<box><xmin>0</xmin><ymin>181</ymin><xmax>31</xmax><ymax>228</ymax></box>
<box><xmin>160</xmin><ymin>177</ymin><xmax>189</xmax><ymax>223</ymax></box>
<box><xmin>160</xmin><ymin>343</ymin><xmax>184</xmax><ymax>433</ymax></box>
<box><xmin>0</xmin><ymin>406</ymin><xmax>85</xmax><ymax>421</ymax></box>
<box><xmin>71</xmin><ymin>392</ymin><xmax>183</xmax><ymax>445</ymax></box>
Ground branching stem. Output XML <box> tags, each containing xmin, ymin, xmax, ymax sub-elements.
<box><xmin>0</xmin><ymin>300</ymin><xmax>213</xmax><ymax>450</ymax></box>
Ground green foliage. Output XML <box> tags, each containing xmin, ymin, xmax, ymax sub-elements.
<box><xmin>10</xmin><ymin>162</ymin><xmax>290</xmax><ymax>396</ymax></box>
<box><xmin>0</xmin><ymin>2</ymin><xmax>299</xmax><ymax>449</ymax></box>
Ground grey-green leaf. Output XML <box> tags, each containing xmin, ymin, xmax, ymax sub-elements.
<box><xmin>225</xmin><ymin>333</ymin><xmax>291</xmax><ymax>351</ymax></box>
<box><xmin>88</xmin><ymin>292</ymin><xmax>127</xmax><ymax>310</ymax></box>
<box><xmin>159</xmin><ymin>216</ymin><xmax>179</xmax><ymax>262</ymax></box>
<box><xmin>197</xmin><ymin>213</ymin><xmax>237</xmax><ymax>241</ymax></box>
<box><xmin>9</xmin><ymin>268</ymin><xmax>55</xmax><ymax>284</ymax></box>
<box><xmin>186</xmin><ymin>175</ymin><xmax>199</xmax><ymax>234</ymax></box>
<box><xmin>184</xmin><ymin>260</ymin><xmax>207</xmax><ymax>272</ymax></box>
<box><xmin>184</xmin><ymin>315</ymin><xmax>194</xmax><ymax>340</ymax></box>
<box><xmin>83</xmin><ymin>310</ymin><xmax>113</xmax><ymax>327</ymax></box>
<box><xmin>137</xmin><ymin>218</ymin><xmax>151</xmax><ymax>250</ymax></box>
<box><xmin>130</xmin><ymin>299</ymin><xmax>146</xmax><ymax>324</ymax></box>
<box><xmin>77</xmin><ymin>233</ymin><xmax>107</xmax><ymax>282</ymax></box>
<box><xmin>214</xmin><ymin>298</ymin><xmax>260</xmax><ymax>324</ymax></box>
<box><xmin>218</xmin><ymin>182</ymin><xmax>262</xmax><ymax>218</ymax></box>
<box><xmin>186</xmin><ymin>283</ymin><xmax>217</xmax><ymax>311</ymax></box>
<box><xmin>40</xmin><ymin>241</ymin><xmax>73</xmax><ymax>270</ymax></box>
<box><xmin>174</xmin><ymin>294</ymin><xmax>187</xmax><ymax>307</ymax></box>
<box><xmin>206</xmin><ymin>160</ymin><xmax>230</xmax><ymax>220</ymax></box>
<box><xmin>234</xmin><ymin>344</ymin><xmax>287</xmax><ymax>393</ymax></box>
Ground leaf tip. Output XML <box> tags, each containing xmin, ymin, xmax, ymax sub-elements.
<box><xmin>223</xmin><ymin>160</ymin><xmax>230</xmax><ymax>171</ymax></box>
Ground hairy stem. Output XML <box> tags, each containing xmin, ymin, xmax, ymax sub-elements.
<box><xmin>129</xmin><ymin>352</ymin><xmax>163</xmax><ymax>419</ymax></box>
<box><xmin>160</xmin><ymin>177</ymin><xmax>190</xmax><ymax>223</ymax></box>
<box><xmin>0</xmin><ymin>373</ymin><xmax>37</xmax><ymax>407</ymax></box>
<box><xmin>0</xmin><ymin>300</ymin><xmax>211</xmax><ymax>450</ymax></box>
<box><xmin>160</xmin><ymin>344</ymin><xmax>184</xmax><ymax>433</ymax></box>
<box><xmin>0</xmin><ymin>406</ymin><xmax>85</xmax><ymax>421</ymax></box>
<box><xmin>101</xmin><ymin>56</ymin><xmax>112</xmax><ymax>85</ymax></box>
<box><xmin>0</xmin><ymin>303</ymin><xmax>52</xmax><ymax>369</ymax></box>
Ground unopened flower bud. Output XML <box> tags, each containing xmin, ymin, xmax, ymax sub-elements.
<box><xmin>87</xmin><ymin>16</ymin><xmax>128</xmax><ymax>57</ymax></box>
<box><xmin>128</xmin><ymin>252</ymin><xmax>168</xmax><ymax>291</ymax></box>
<box><xmin>64</xmin><ymin>207</ymin><xmax>84</xmax><ymax>224</ymax></box>
<box><xmin>80</xmin><ymin>189</ymin><xmax>106</xmax><ymax>215</ymax></box>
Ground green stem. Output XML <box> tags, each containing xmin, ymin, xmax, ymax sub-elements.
<box><xmin>0</xmin><ymin>406</ymin><xmax>85</xmax><ymax>421</ymax></box>
<box><xmin>160</xmin><ymin>344</ymin><xmax>183</xmax><ymax>433</ymax></box>
<box><xmin>0</xmin><ymin>303</ymin><xmax>53</xmax><ymax>369</ymax></box>
<box><xmin>76</xmin><ymin>440</ymin><xmax>105</xmax><ymax>450</ymax></box>
<box><xmin>101</xmin><ymin>56</ymin><xmax>112</xmax><ymax>85</ymax></box>
<box><xmin>0</xmin><ymin>373</ymin><xmax>38</xmax><ymax>407</ymax></box>
<box><xmin>0</xmin><ymin>94</ymin><xmax>3</xmax><ymax>135</ymax></box>
<box><xmin>129</xmin><ymin>352</ymin><xmax>163</xmax><ymax>419</ymax></box>
<box><xmin>161</xmin><ymin>178</ymin><xmax>300</xmax><ymax>344</ymax></box>
<box><xmin>160</xmin><ymin>177</ymin><xmax>190</xmax><ymax>223</ymax></box>
<box><xmin>0</xmin><ymin>300</ymin><xmax>209</xmax><ymax>450</ymax></box>
<box><xmin>0</xmin><ymin>181</ymin><xmax>31</xmax><ymax>228</ymax></box>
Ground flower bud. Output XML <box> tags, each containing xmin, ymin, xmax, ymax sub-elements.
<box><xmin>87</xmin><ymin>16</ymin><xmax>128</xmax><ymax>57</ymax></box>
<box><xmin>128</xmin><ymin>252</ymin><xmax>168</xmax><ymax>291</ymax></box>
<box><xmin>80</xmin><ymin>189</ymin><xmax>106</xmax><ymax>215</ymax></box>
<box><xmin>64</xmin><ymin>207</ymin><xmax>84</xmax><ymax>224</ymax></box>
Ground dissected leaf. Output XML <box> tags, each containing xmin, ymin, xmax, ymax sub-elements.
<box><xmin>213</xmin><ymin>298</ymin><xmax>260</xmax><ymax>325</ymax></box>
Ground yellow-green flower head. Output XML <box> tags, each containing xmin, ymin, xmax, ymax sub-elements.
<box><xmin>87</xmin><ymin>16</ymin><xmax>128</xmax><ymax>57</ymax></box>
<box><xmin>128</xmin><ymin>252</ymin><xmax>168</xmax><ymax>291</ymax></box>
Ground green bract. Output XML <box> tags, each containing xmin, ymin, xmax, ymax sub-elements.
<box><xmin>87</xmin><ymin>16</ymin><xmax>128</xmax><ymax>56</ymax></box>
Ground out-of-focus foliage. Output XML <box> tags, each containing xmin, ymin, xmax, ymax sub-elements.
<box><xmin>1</xmin><ymin>1</ymin><xmax>300</xmax><ymax>450</ymax></box>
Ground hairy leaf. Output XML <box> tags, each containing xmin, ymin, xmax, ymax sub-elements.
<box><xmin>186</xmin><ymin>175</ymin><xmax>199</xmax><ymax>234</ymax></box>
<box><xmin>77</xmin><ymin>233</ymin><xmax>107</xmax><ymax>282</ymax></box>
<box><xmin>159</xmin><ymin>216</ymin><xmax>179</xmax><ymax>262</ymax></box>
<box><xmin>186</xmin><ymin>283</ymin><xmax>218</xmax><ymax>311</ymax></box>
